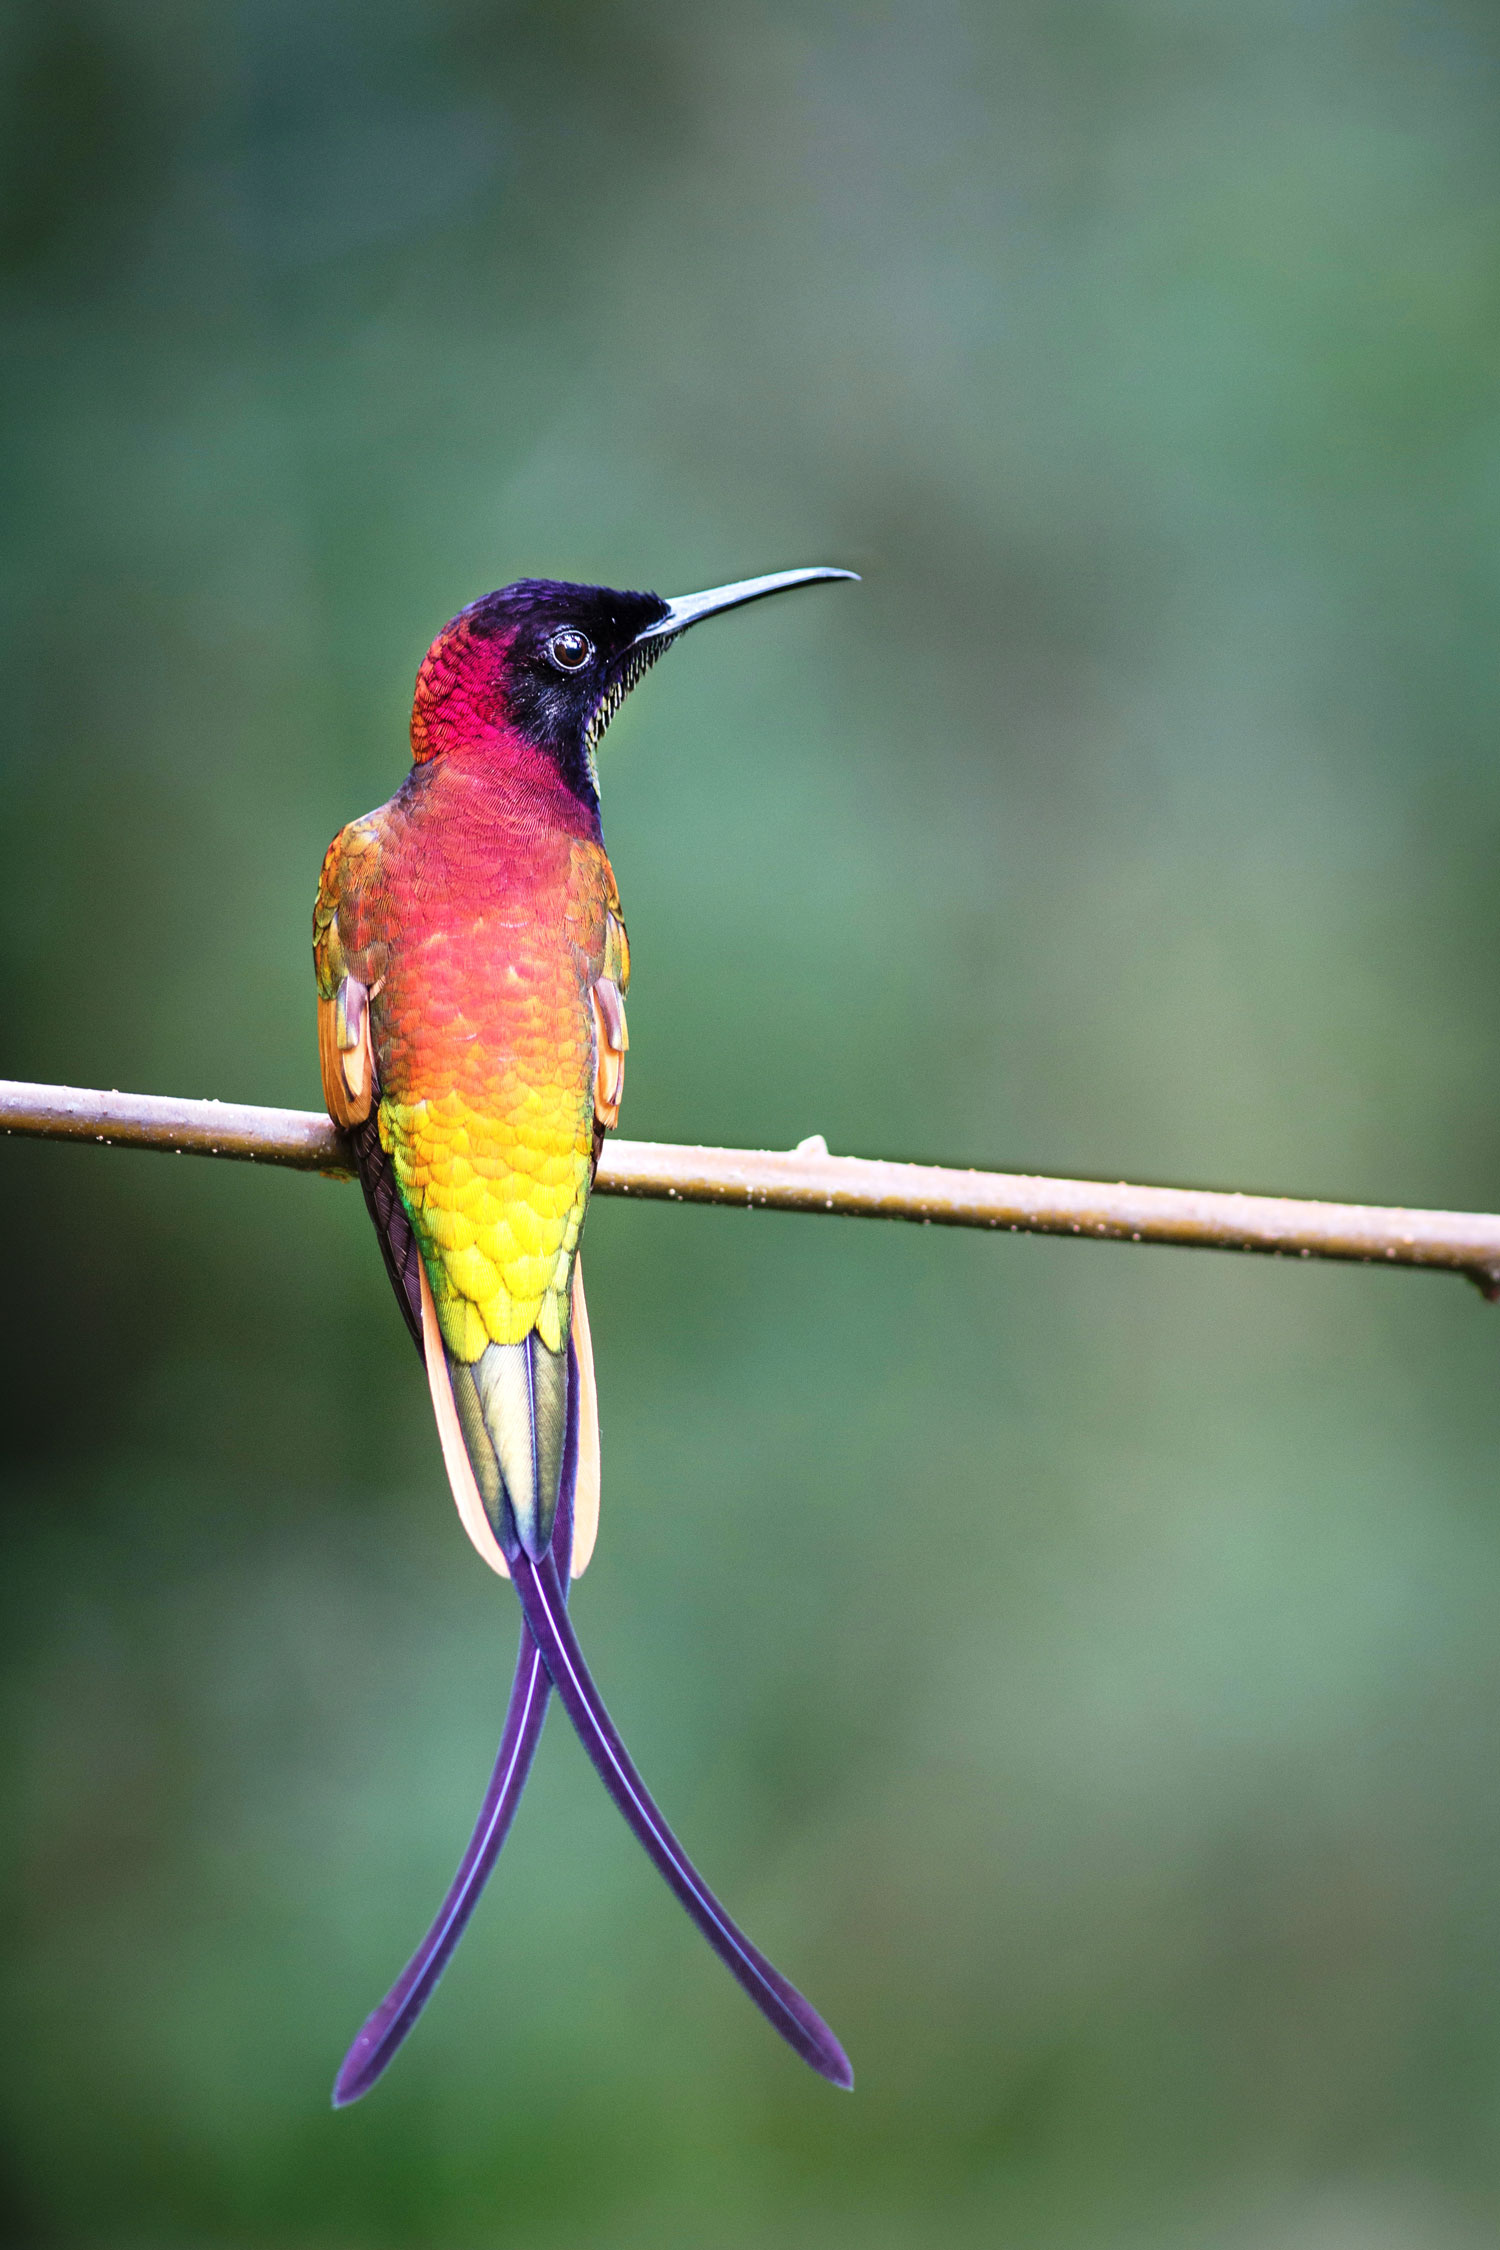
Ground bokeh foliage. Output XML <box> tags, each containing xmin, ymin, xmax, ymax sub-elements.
<box><xmin>6</xmin><ymin>0</ymin><xmax>1500</xmax><ymax>2243</ymax></box>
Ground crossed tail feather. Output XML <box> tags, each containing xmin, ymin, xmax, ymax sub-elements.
<box><xmin>510</xmin><ymin>1547</ymin><xmax>853</xmax><ymax>2089</ymax></box>
<box><xmin>418</xmin><ymin>1267</ymin><xmax>851</xmax><ymax>2087</ymax></box>
<box><xmin>346</xmin><ymin>1103</ymin><xmax>848</xmax><ymax>2089</ymax></box>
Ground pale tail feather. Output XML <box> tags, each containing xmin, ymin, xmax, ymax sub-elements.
<box><xmin>421</xmin><ymin>1260</ymin><xmax>600</xmax><ymax>1580</ymax></box>
<box><xmin>569</xmin><ymin>1262</ymin><xmax>600</xmax><ymax>1575</ymax></box>
<box><xmin>421</xmin><ymin>1262</ymin><xmax>511</xmax><ymax>1579</ymax></box>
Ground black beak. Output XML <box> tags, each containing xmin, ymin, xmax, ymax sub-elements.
<box><xmin>631</xmin><ymin>565</ymin><xmax>859</xmax><ymax>645</ymax></box>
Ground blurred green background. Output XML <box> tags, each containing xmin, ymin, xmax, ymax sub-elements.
<box><xmin>7</xmin><ymin>0</ymin><xmax>1500</xmax><ymax>2243</ymax></box>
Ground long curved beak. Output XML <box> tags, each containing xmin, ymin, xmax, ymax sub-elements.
<box><xmin>632</xmin><ymin>566</ymin><xmax>859</xmax><ymax>645</ymax></box>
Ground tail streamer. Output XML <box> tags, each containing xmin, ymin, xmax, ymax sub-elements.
<box><xmin>331</xmin><ymin>1368</ymin><xmax>580</xmax><ymax>2105</ymax></box>
<box><xmin>510</xmin><ymin>1546</ymin><xmax>852</xmax><ymax>2089</ymax></box>
<box><xmin>332</xmin><ymin>1624</ymin><xmax>556</xmax><ymax>2106</ymax></box>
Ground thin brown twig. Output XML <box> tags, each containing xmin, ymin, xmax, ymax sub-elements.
<box><xmin>3</xmin><ymin>1076</ymin><xmax>1498</xmax><ymax>1299</ymax></box>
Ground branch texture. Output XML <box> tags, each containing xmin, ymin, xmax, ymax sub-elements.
<box><xmin>3</xmin><ymin>1077</ymin><xmax>1498</xmax><ymax>1296</ymax></box>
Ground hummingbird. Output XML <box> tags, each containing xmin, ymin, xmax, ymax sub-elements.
<box><xmin>314</xmin><ymin>566</ymin><xmax>858</xmax><ymax>2103</ymax></box>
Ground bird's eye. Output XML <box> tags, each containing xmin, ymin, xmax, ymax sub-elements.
<box><xmin>546</xmin><ymin>628</ymin><xmax>594</xmax><ymax>673</ymax></box>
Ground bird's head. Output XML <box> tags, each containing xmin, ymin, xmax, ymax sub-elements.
<box><xmin>409</xmin><ymin>568</ymin><xmax>857</xmax><ymax>803</ymax></box>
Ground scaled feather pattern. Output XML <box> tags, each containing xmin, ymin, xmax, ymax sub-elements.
<box><xmin>315</xmin><ymin>569</ymin><xmax>856</xmax><ymax>2100</ymax></box>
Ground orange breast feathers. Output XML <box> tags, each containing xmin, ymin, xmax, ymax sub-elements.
<box><xmin>315</xmin><ymin>752</ymin><xmax>629</xmax><ymax>1364</ymax></box>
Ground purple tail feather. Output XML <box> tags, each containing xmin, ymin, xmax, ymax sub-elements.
<box><xmin>331</xmin><ymin>1360</ymin><xmax>580</xmax><ymax>2107</ymax></box>
<box><xmin>330</xmin><ymin>1623</ymin><xmax>555</xmax><ymax>2106</ymax></box>
<box><xmin>510</xmin><ymin>1546</ymin><xmax>853</xmax><ymax>2089</ymax></box>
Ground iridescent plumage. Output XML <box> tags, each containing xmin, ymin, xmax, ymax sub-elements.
<box><xmin>316</xmin><ymin>567</ymin><xmax>856</xmax><ymax>2100</ymax></box>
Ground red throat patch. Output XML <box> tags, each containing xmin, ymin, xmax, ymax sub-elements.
<box><xmin>410</xmin><ymin>617</ymin><xmax>516</xmax><ymax>763</ymax></box>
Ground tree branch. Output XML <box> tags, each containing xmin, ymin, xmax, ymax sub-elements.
<box><xmin>3</xmin><ymin>1076</ymin><xmax>1497</xmax><ymax>1298</ymax></box>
